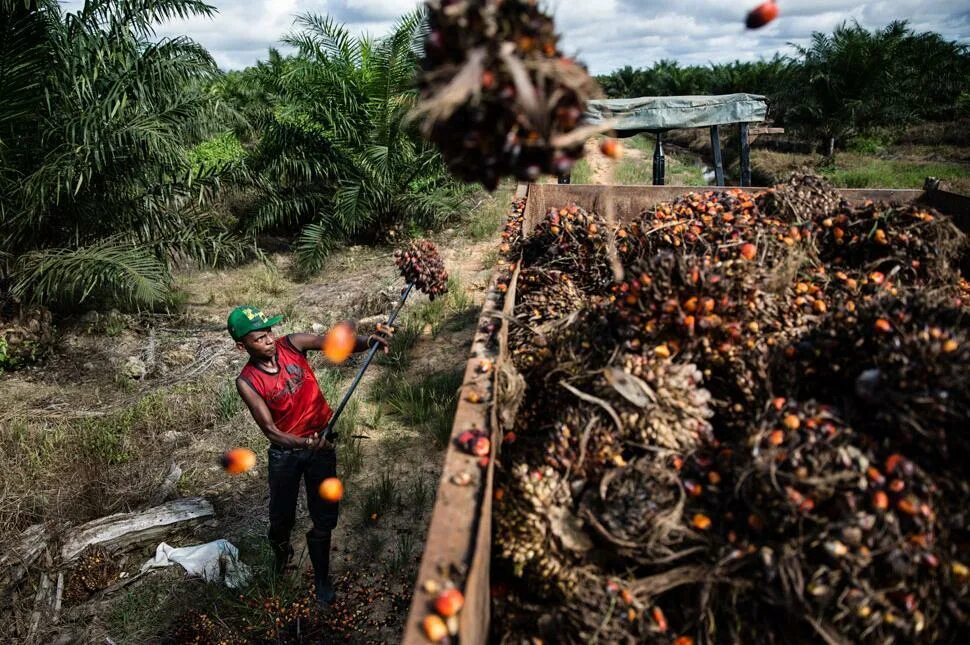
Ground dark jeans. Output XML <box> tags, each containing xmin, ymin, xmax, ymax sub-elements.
<box><xmin>267</xmin><ymin>445</ymin><xmax>339</xmax><ymax>549</ymax></box>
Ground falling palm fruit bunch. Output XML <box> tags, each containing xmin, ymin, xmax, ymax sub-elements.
<box><xmin>394</xmin><ymin>239</ymin><xmax>449</xmax><ymax>299</ymax></box>
<box><xmin>64</xmin><ymin>545</ymin><xmax>121</xmax><ymax>603</ymax></box>
<box><xmin>488</xmin><ymin>174</ymin><xmax>969</xmax><ymax>643</ymax></box>
<box><xmin>413</xmin><ymin>0</ymin><xmax>602</xmax><ymax>190</ymax></box>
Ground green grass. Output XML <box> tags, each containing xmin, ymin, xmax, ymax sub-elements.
<box><xmin>613</xmin><ymin>158</ymin><xmax>653</xmax><ymax>185</ymax></box>
<box><xmin>410</xmin><ymin>475</ymin><xmax>434</xmax><ymax>510</ymax></box>
<box><xmin>358</xmin><ymin>471</ymin><xmax>400</xmax><ymax>526</ymax></box>
<box><xmin>821</xmin><ymin>157</ymin><xmax>970</xmax><ymax>191</ymax></box>
<box><xmin>383</xmin><ymin>370</ymin><xmax>463</xmax><ymax>426</ymax></box>
<box><xmin>570</xmin><ymin>158</ymin><xmax>594</xmax><ymax>184</ymax></box>
<box><xmin>377</xmin><ymin>320</ymin><xmax>422</xmax><ymax>371</ymax></box>
<box><xmin>753</xmin><ymin>149</ymin><xmax>970</xmax><ymax>194</ymax></box>
<box><xmin>217</xmin><ymin>378</ymin><xmax>243</xmax><ymax>420</ymax></box>
<box><xmin>614</xmin><ymin>153</ymin><xmax>707</xmax><ymax>187</ymax></box>
<box><xmin>465</xmin><ymin>190</ymin><xmax>509</xmax><ymax>241</ymax></box>
<box><xmin>384</xmin><ymin>531</ymin><xmax>417</xmax><ymax>578</ymax></box>
<box><xmin>408</xmin><ymin>273</ymin><xmax>477</xmax><ymax>336</ymax></box>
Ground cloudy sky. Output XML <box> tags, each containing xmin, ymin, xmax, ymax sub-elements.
<box><xmin>61</xmin><ymin>1</ymin><xmax>970</xmax><ymax>74</ymax></box>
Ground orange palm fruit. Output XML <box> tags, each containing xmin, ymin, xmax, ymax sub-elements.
<box><xmin>691</xmin><ymin>513</ymin><xmax>712</xmax><ymax>530</ymax></box>
<box><xmin>872</xmin><ymin>490</ymin><xmax>889</xmax><ymax>511</ymax></box>
<box><xmin>746</xmin><ymin>1</ymin><xmax>779</xmax><ymax>29</ymax></box>
<box><xmin>318</xmin><ymin>477</ymin><xmax>344</xmax><ymax>502</ymax></box>
<box><xmin>221</xmin><ymin>447</ymin><xmax>256</xmax><ymax>475</ymax></box>
<box><xmin>323</xmin><ymin>321</ymin><xmax>356</xmax><ymax>363</ymax></box>
<box><xmin>434</xmin><ymin>588</ymin><xmax>465</xmax><ymax>617</ymax></box>
<box><xmin>600</xmin><ymin>139</ymin><xmax>623</xmax><ymax>159</ymax></box>
<box><xmin>422</xmin><ymin>614</ymin><xmax>448</xmax><ymax>642</ymax></box>
<box><xmin>740</xmin><ymin>243</ymin><xmax>757</xmax><ymax>260</ymax></box>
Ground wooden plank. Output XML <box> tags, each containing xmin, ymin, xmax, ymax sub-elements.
<box><xmin>403</xmin><ymin>253</ymin><xmax>508</xmax><ymax>644</ymax></box>
<box><xmin>60</xmin><ymin>497</ymin><xmax>215</xmax><ymax>562</ymax></box>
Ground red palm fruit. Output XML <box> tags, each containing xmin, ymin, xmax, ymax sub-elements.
<box><xmin>652</xmin><ymin>607</ymin><xmax>668</xmax><ymax>632</ymax></box>
<box><xmin>740</xmin><ymin>243</ymin><xmax>757</xmax><ymax>260</ymax></box>
<box><xmin>746</xmin><ymin>1</ymin><xmax>779</xmax><ymax>29</ymax></box>
<box><xmin>323</xmin><ymin>322</ymin><xmax>356</xmax><ymax>363</ymax></box>
<box><xmin>221</xmin><ymin>447</ymin><xmax>256</xmax><ymax>475</ymax></box>
<box><xmin>471</xmin><ymin>436</ymin><xmax>491</xmax><ymax>457</ymax></box>
<box><xmin>885</xmin><ymin>453</ymin><xmax>904</xmax><ymax>473</ymax></box>
<box><xmin>434</xmin><ymin>588</ymin><xmax>464</xmax><ymax>617</ymax></box>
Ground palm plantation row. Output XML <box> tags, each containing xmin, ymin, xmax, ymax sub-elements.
<box><xmin>2</xmin><ymin>2</ymin><xmax>967</xmax><ymax>313</ymax></box>
<box><xmin>0</xmin><ymin>0</ymin><xmax>467</xmax><ymax>312</ymax></box>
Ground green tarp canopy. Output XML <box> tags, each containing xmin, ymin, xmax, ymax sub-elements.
<box><xmin>583</xmin><ymin>93</ymin><xmax>768</xmax><ymax>133</ymax></box>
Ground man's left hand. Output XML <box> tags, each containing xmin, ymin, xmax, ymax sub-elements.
<box><xmin>368</xmin><ymin>323</ymin><xmax>395</xmax><ymax>354</ymax></box>
<box><xmin>309</xmin><ymin>432</ymin><xmax>335</xmax><ymax>452</ymax></box>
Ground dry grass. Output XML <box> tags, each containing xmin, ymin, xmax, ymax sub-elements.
<box><xmin>0</xmin><ymin>377</ymin><xmax>239</xmax><ymax>543</ymax></box>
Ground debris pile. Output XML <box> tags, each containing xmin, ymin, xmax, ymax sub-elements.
<box><xmin>491</xmin><ymin>175</ymin><xmax>969</xmax><ymax>643</ymax></box>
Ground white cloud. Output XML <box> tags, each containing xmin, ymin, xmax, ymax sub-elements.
<box><xmin>57</xmin><ymin>1</ymin><xmax>970</xmax><ymax>73</ymax></box>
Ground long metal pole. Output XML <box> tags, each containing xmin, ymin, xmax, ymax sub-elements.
<box><xmin>323</xmin><ymin>282</ymin><xmax>415</xmax><ymax>440</ymax></box>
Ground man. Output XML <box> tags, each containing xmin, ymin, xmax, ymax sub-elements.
<box><xmin>227</xmin><ymin>305</ymin><xmax>392</xmax><ymax>606</ymax></box>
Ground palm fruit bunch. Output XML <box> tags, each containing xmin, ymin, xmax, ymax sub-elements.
<box><xmin>394</xmin><ymin>239</ymin><xmax>448</xmax><ymax>299</ymax></box>
<box><xmin>493</xmin><ymin>462</ymin><xmax>583</xmax><ymax>594</ymax></box>
<box><xmin>499</xmin><ymin>197</ymin><xmax>527</xmax><ymax>254</ymax></box>
<box><xmin>577</xmin><ymin>455</ymin><xmax>687</xmax><ymax>562</ymax></box>
<box><xmin>64</xmin><ymin>545</ymin><xmax>120</xmax><ymax>603</ymax></box>
<box><xmin>414</xmin><ymin>1</ymin><xmax>602</xmax><ymax>190</ymax></box>
<box><xmin>777</xmin><ymin>293</ymin><xmax>970</xmax><ymax>472</ymax></box>
<box><xmin>172</xmin><ymin>610</ymin><xmax>246</xmax><ymax>644</ymax></box>
<box><xmin>492</xmin><ymin>176</ymin><xmax>970</xmax><ymax>643</ymax></box>
<box><xmin>0</xmin><ymin>304</ymin><xmax>54</xmax><ymax>370</ymax></box>
<box><xmin>519</xmin><ymin>204</ymin><xmax>617</xmax><ymax>293</ymax></box>
<box><xmin>609</xmin><ymin>251</ymin><xmax>784</xmax><ymax>430</ymax></box>
<box><xmin>755</xmin><ymin>172</ymin><xmax>846</xmax><ymax>222</ymax></box>
<box><xmin>629</xmin><ymin>189</ymin><xmax>808</xmax><ymax>269</ymax></box>
<box><xmin>508</xmin><ymin>268</ymin><xmax>585</xmax><ymax>373</ymax></box>
<box><xmin>811</xmin><ymin>201</ymin><xmax>965</xmax><ymax>287</ymax></box>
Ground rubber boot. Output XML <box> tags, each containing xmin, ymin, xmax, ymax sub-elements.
<box><xmin>306</xmin><ymin>530</ymin><xmax>335</xmax><ymax>606</ymax></box>
<box><xmin>270</xmin><ymin>537</ymin><xmax>294</xmax><ymax>576</ymax></box>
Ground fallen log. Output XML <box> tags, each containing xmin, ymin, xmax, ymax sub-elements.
<box><xmin>0</xmin><ymin>524</ymin><xmax>51</xmax><ymax>591</ymax></box>
<box><xmin>60</xmin><ymin>497</ymin><xmax>215</xmax><ymax>563</ymax></box>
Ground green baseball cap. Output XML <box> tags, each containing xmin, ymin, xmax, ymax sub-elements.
<box><xmin>227</xmin><ymin>305</ymin><xmax>284</xmax><ymax>341</ymax></box>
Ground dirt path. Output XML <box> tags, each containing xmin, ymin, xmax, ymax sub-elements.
<box><xmin>0</xmin><ymin>202</ymin><xmax>502</xmax><ymax>643</ymax></box>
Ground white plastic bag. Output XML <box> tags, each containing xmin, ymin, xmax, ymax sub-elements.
<box><xmin>141</xmin><ymin>539</ymin><xmax>251</xmax><ymax>588</ymax></box>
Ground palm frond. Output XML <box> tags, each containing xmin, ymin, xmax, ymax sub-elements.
<box><xmin>13</xmin><ymin>237</ymin><xmax>170</xmax><ymax>307</ymax></box>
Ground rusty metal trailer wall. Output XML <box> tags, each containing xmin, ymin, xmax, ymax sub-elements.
<box><xmin>403</xmin><ymin>183</ymin><xmax>970</xmax><ymax>645</ymax></box>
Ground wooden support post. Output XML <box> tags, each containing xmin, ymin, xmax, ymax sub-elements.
<box><xmin>710</xmin><ymin>125</ymin><xmax>725</xmax><ymax>186</ymax></box>
<box><xmin>652</xmin><ymin>132</ymin><xmax>666</xmax><ymax>186</ymax></box>
<box><xmin>739</xmin><ymin>122</ymin><xmax>751</xmax><ymax>187</ymax></box>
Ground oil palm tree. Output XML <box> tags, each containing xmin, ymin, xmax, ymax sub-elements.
<box><xmin>247</xmin><ymin>10</ymin><xmax>470</xmax><ymax>275</ymax></box>
<box><xmin>1</xmin><ymin>0</ymin><xmax>245</xmax><ymax>310</ymax></box>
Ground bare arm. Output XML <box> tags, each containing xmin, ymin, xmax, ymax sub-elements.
<box><xmin>236</xmin><ymin>378</ymin><xmax>312</xmax><ymax>449</ymax></box>
<box><xmin>288</xmin><ymin>326</ymin><xmax>392</xmax><ymax>355</ymax></box>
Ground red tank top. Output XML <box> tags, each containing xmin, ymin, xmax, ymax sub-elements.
<box><xmin>239</xmin><ymin>336</ymin><xmax>333</xmax><ymax>438</ymax></box>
